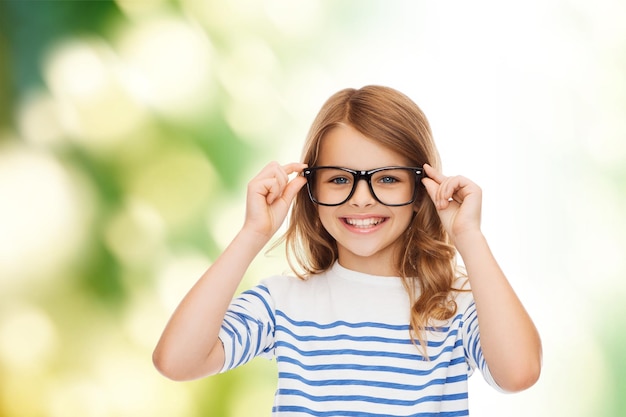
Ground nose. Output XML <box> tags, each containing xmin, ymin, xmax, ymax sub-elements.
<box><xmin>349</xmin><ymin>179</ymin><xmax>375</xmax><ymax>207</ymax></box>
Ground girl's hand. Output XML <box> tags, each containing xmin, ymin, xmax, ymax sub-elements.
<box><xmin>421</xmin><ymin>164</ymin><xmax>482</xmax><ymax>244</ymax></box>
<box><xmin>243</xmin><ymin>161</ymin><xmax>308</xmax><ymax>240</ymax></box>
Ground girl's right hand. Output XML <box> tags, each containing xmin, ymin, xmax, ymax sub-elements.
<box><xmin>242</xmin><ymin>161</ymin><xmax>308</xmax><ymax>240</ymax></box>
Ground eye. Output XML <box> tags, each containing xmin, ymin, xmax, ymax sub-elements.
<box><xmin>379</xmin><ymin>176</ymin><xmax>399</xmax><ymax>184</ymax></box>
<box><xmin>329</xmin><ymin>176</ymin><xmax>351</xmax><ymax>185</ymax></box>
<box><xmin>373</xmin><ymin>169</ymin><xmax>412</xmax><ymax>185</ymax></box>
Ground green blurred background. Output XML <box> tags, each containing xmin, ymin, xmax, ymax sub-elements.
<box><xmin>1</xmin><ymin>1</ymin><xmax>625</xmax><ymax>416</ymax></box>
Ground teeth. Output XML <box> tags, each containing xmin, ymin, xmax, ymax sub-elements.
<box><xmin>345</xmin><ymin>218</ymin><xmax>384</xmax><ymax>227</ymax></box>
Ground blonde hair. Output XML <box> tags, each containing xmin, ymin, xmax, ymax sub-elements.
<box><xmin>283</xmin><ymin>85</ymin><xmax>458</xmax><ymax>354</ymax></box>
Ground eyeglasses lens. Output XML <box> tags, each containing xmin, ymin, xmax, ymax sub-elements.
<box><xmin>308</xmin><ymin>168</ymin><xmax>417</xmax><ymax>206</ymax></box>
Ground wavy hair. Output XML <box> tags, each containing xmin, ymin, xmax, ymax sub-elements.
<box><xmin>282</xmin><ymin>85</ymin><xmax>459</xmax><ymax>355</ymax></box>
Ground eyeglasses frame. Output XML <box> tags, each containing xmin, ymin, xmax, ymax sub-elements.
<box><xmin>302</xmin><ymin>166</ymin><xmax>425</xmax><ymax>207</ymax></box>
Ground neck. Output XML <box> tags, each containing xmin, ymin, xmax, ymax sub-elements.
<box><xmin>337</xmin><ymin>254</ymin><xmax>397</xmax><ymax>277</ymax></box>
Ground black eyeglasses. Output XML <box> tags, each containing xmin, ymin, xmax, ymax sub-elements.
<box><xmin>302</xmin><ymin>166</ymin><xmax>424</xmax><ymax>206</ymax></box>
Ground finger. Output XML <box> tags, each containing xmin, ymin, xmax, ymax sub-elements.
<box><xmin>249</xmin><ymin>164</ymin><xmax>281</xmax><ymax>205</ymax></box>
<box><xmin>280</xmin><ymin>174</ymin><xmax>308</xmax><ymax>205</ymax></box>
<box><xmin>262</xmin><ymin>163</ymin><xmax>308</xmax><ymax>205</ymax></box>
<box><xmin>256</xmin><ymin>177</ymin><xmax>283</xmax><ymax>205</ymax></box>
<box><xmin>276</xmin><ymin>161</ymin><xmax>308</xmax><ymax>203</ymax></box>
<box><xmin>253</xmin><ymin>161</ymin><xmax>279</xmax><ymax>180</ymax></box>
<box><xmin>425</xmin><ymin>178</ymin><xmax>457</xmax><ymax>210</ymax></box>
<box><xmin>282</xmin><ymin>162</ymin><xmax>308</xmax><ymax>175</ymax></box>
<box><xmin>423</xmin><ymin>164</ymin><xmax>457</xmax><ymax>209</ymax></box>
<box><xmin>422</xmin><ymin>164</ymin><xmax>447</xmax><ymax>209</ymax></box>
<box><xmin>437</xmin><ymin>176</ymin><xmax>454</xmax><ymax>203</ymax></box>
<box><xmin>439</xmin><ymin>175</ymin><xmax>479</xmax><ymax>209</ymax></box>
<box><xmin>436</xmin><ymin>176</ymin><xmax>462</xmax><ymax>209</ymax></box>
<box><xmin>268</xmin><ymin>161</ymin><xmax>289</xmax><ymax>189</ymax></box>
<box><xmin>268</xmin><ymin>162</ymin><xmax>307</xmax><ymax>195</ymax></box>
<box><xmin>423</xmin><ymin>164</ymin><xmax>447</xmax><ymax>185</ymax></box>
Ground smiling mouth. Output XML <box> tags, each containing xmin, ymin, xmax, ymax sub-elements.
<box><xmin>342</xmin><ymin>217</ymin><xmax>387</xmax><ymax>228</ymax></box>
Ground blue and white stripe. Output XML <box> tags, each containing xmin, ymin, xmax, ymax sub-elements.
<box><xmin>218</xmin><ymin>262</ymin><xmax>500</xmax><ymax>415</ymax></box>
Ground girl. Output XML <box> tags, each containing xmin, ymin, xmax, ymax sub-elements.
<box><xmin>153</xmin><ymin>85</ymin><xmax>542</xmax><ymax>416</ymax></box>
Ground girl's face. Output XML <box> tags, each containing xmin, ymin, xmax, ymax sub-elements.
<box><xmin>314</xmin><ymin>124</ymin><xmax>416</xmax><ymax>276</ymax></box>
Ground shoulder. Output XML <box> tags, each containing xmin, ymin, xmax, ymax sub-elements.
<box><xmin>255</xmin><ymin>269</ymin><xmax>337</xmax><ymax>315</ymax></box>
<box><xmin>450</xmin><ymin>276</ymin><xmax>475</xmax><ymax>313</ymax></box>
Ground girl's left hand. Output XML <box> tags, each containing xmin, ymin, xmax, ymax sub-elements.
<box><xmin>421</xmin><ymin>164</ymin><xmax>482</xmax><ymax>244</ymax></box>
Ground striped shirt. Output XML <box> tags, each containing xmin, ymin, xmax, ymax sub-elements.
<box><xmin>218</xmin><ymin>262</ymin><xmax>501</xmax><ymax>416</ymax></box>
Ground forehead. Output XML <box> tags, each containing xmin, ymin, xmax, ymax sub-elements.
<box><xmin>317</xmin><ymin>124</ymin><xmax>411</xmax><ymax>169</ymax></box>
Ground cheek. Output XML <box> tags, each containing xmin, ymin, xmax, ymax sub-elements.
<box><xmin>317</xmin><ymin>207</ymin><xmax>335</xmax><ymax>231</ymax></box>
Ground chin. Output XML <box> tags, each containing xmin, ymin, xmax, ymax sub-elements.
<box><xmin>338</xmin><ymin>244</ymin><xmax>395</xmax><ymax>262</ymax></box>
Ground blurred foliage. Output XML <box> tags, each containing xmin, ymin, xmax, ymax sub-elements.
<box><xmin>0</xmin><ymin>1</ymin><xmax>121</xmax><ymax>91</ymax></box>
<box><xmin>0</xmin><ymin>1</ymin><xmax>326</xmax><ymax>416</ymax></box>
<box><xmin>1</xmin><ymin>1</ymin><xmax>626</xmax><ymax>417</ymax></box>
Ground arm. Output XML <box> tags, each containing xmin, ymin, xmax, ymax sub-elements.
<box><xmin>152</xmin><ymin>161</ymin><xmax>307</xmax><ymax>381</ymax></box>
<box><xmin>422</xmin><ymin>164</ymin><xmax>542</xmax><ymax>392</ymax></box>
